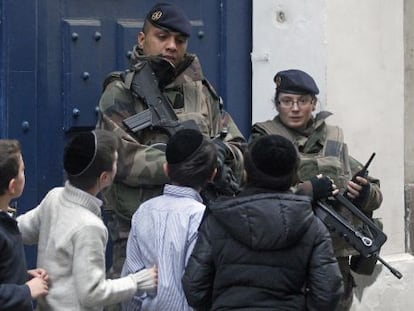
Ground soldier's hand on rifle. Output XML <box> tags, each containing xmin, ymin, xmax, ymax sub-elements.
<box><xmin>346</xmin><ymin>176</ymin><xmax>370</xmax><ymax>202</ymax></box>
<box><xmin>310</xmin><ymin>174</ymin><xmax>339</xmax><ymax>200</ymax></box>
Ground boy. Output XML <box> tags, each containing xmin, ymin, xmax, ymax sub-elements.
<box><xmin>17</xmin><ymin>130</ymin><xmax>157</xmax><ymax>311</ymax></box>
<box><xmin>183</xmin><ymin>135</ymin><xmax>344</xmax><ymax>311</ymax></box>
<box><xmin>121</xmin><ymin>129</ymin><xmax>217</xmax><ymax>310</ymax></box>
<box><xmin>0</xmin><ymin>139</ymin><xmax>49</xmax><ymax>310</ymax></box>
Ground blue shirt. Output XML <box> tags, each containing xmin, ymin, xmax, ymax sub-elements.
<box><xmin>121</xmin><ymin>184</ymin><xmax>205</xmax><ymax>311</ymax></box>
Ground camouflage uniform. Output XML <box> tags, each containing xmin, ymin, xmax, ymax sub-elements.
<box><xmin>250</xmin><ymin>111</ymin><xmax>382</xmax><ymax>311</ymax></box>
<box><xmin>97</xmin><ymin>46</ymin><xmax>245</xmax><ymax>282</ymax></box>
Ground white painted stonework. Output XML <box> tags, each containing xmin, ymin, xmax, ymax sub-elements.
<box><xmin>351</xmin><ymin>254</ymin><xmax>414</xmax><ymax>310</ymax></box>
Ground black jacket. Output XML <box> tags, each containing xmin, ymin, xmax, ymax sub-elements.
<box><xmin>182</xmin><ymin>186</ymin><xmax>343</xmax><ymax>311</ymax></box>
<box><xmin>0</xmin><ymin>211</ymin><xmax>32</xmax><ymax>311</ymax></box>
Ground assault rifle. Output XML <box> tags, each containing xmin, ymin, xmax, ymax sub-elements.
<box><xmin>314</xmin><ymin>153</ymin><xmax>403</xmax><ymax>279</ymax></box>
<box><xmin>122</xmin><ymin>58</ymin><xmax>198</xmax><ymax>136</ymax></box>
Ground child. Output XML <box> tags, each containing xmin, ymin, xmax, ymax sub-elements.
<box><xmin>0</xmin><ymin>139</ymin><xmax>49</xmax><ymax>310</ymax></box>
<box><xmin>183</xmin><ymin>134</ymin><xmax>344</xmax><ymax>311</ymax></box>
<box><xmin>17</xmin><ymin>130</ymin><xmax>157</xmax><ymax>311</ymax></box>
<box><xmin>121</xmin><ymin>129</ymin><xmax>217</xmax><ymax>310</ymax></box>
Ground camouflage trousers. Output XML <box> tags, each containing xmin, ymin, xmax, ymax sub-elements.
<box><xmin>335</xmin><ymin>256</ymin><xmax>355</xmax><ymax>311</ymax></box>
<box><xmin>104</xmin><ymin>212</ymin><xmax>131</xmax><ymax>311</ymax></box>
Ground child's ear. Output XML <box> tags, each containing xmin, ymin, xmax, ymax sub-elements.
<box><xmin>8</xmin><ymin>178</ymin><xmax>17</xmax><ymax>195</ymax></box>
<box><xmin>163</xmin><ymin>163</ymin><xmax>169</xmax><ymax>178</ymax></box>
<box><xmin>99</xmin><ymin>171</ymin><xmax>113</xmax><ymax>188</ymax></box>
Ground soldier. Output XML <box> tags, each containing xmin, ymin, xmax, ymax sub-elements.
<box><xmin>96</xmin><ymin>1</ymin><xmax>245</xmax><ymax>291</ymax></box>
<box><xmin>250</xmin><ymin>69</ymin><xmax>383</xmax><ymax>311</ymax></box>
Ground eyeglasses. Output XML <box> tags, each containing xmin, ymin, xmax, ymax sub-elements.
<box><xmin>277</xmin><ymin>97</ymin><xmax>314</xmax><ymax>108</ymax></box>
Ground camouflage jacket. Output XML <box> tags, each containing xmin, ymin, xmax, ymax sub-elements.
<box><xmin>97</xmin><ymin>48</ymin><xmax>245</xmax><ymax>220</ymax></box>
<box><xmin>250</xmin><ymin>111</ymin><xmax>383</xmax><ymax>257</ymax></box>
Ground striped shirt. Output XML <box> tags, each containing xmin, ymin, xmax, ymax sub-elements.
<box><xmin>121</xmin><ymin>184</ymin><xmax>205</xmax><ymax>311</ymax></box>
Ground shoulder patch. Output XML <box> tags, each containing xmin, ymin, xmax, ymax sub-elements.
<box><xmin>102</xmin><ymin>71</ymin><xmax>125</xmax><ymax>91</ymax></box>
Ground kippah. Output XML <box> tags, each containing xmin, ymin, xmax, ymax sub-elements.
<box><xmin>146</xmin><ymin>2</ymin><xmax>192</xmax><ymax>37</ymax></box>
<box><xmin>64</xmin><ymin>131</ymin><xmax>97</xmax><ymax>176</ymax></box>
<box><xmin>274</xmin><ymin>69</ymin><xmax>319</xmax><ymax>95</ymax></box>
<box><xmin>250</xmin><ymin>135</ymin><xmax>298</xmax><ymax>177</ymax></box>
<box><xmin>166</xmin><ymin>129</ymin><xmax>203</xmax><ymax>164</ymax></box>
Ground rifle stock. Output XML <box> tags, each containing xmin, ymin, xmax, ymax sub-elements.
<box><xmin>314</xmin><ymin>151</ymin><xmax>402</xmax><ymax>279</ymax></box>
<box><xmin>314</xmin><ymin>195</ymin><xmax>402</xmax><ymax>279</ymax></box>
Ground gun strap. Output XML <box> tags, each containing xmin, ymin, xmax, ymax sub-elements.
<box><xmin>202</xmin><ymin>79</ymin><xmax>220</xmax><ymax>101</ymax></box>
<box><xmin>130</xmin><ymin>61</ymin><xmax>174</xmax><ymax>110</ymax></box>
<box><xmin>123</xmin><ymin>70</ymin><xmax>135</xmax><ymax>91</ymax></box>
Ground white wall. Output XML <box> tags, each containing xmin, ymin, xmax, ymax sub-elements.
<box><xmin>252</xmin><ymin>1</ymin><xmax>412</xmax><ymax>309</ymax></box>
<box><xmin>252</xmin><ymin>0</ymin><xmax>404</xmax><ymax>255</ymax></box>
<box><xmin>252</xmin><ymin>0</ymin><xmax>327</xmax><ymax>123</ymax></box>
<box><xmin>326</xmin><ymin>0</ymin><xmax>405</xmax><ymax>255</ymax></box>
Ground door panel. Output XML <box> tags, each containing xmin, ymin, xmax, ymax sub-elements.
<box><xmin>0</xmin><ymin>0</ymin><xmax>251</xmax><ymax>268</ymax></box>
<box><xmin>116</xmin><ymin>20</ymin><xmax>143</xmax><ymax>69</ymax></box>
<box><xmin>63</xmin><ymin>19</ymin><xmax>103</xmax><ymax>130</ymax></box>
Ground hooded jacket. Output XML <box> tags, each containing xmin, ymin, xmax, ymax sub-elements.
<box><xmin>182</xmin><ymin>186</ymin><xmax>343</xmax><ymax>311</ymax></box>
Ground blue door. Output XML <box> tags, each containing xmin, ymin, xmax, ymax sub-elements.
<box><xmin>0</xmin><ymin>0</ymin><xmax>251</xmax><ymax>267</ymax></box>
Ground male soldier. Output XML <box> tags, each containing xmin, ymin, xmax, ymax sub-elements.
<box><xmin>96</xmin><ymin>1</ymin><xmax>245</xmax><ymax>287</ymax></box>
<box><xmin>250</xmin><ymin>69</ymin><xmax>383</xmax><ymax>311</ymax></box>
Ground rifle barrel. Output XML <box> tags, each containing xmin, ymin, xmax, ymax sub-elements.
<box><xmin>375</xmin><ymin>255</ymin><xmax>403</xmax><ymax>279</ymax></box>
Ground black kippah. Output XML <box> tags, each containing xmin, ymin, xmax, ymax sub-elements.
<box><xmin>244</xmin><ymin>135</ymin><xmax>299</xmax><ymax>190</ymax></box>
<box><xmin>64</xmin><ymin>131</ymin><xmax>97</xmax><ymax>176</ymax></box>
<box><xmin>250</xmin><ymin>135</ymin><xmax>298</xmax><ymax>177</ymax></box>
<box><xmin>166</xmin><ymin>129</ymin><xmax>203</xmax><ymax>164</ymax></box>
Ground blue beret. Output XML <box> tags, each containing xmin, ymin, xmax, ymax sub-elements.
<box><xmin>274</xmin><ymin>69</ymin><xmax>319</xmax><ymax>95</ymax></box>
<box><xmin>166</xmin><ymin>129</ymin><xmax>203</xmax><ymax>164</ymax></box>
<box><xmin>146</xmin><ymin>2</ymin><xmax>192</xmax><ymax>37</ymax></box>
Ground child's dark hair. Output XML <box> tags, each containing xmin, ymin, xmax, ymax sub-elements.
<box><xmin>166</xmin><ymin>129</ymin><xmax>217</xmax><ymax>189</ymax></box>
<box><xmin>245</xmin><ymin>135</ymin><xmax>299</xmax><ymax>191</ymax></box>
<box><xmin>0</xmin><ymin>140</ymin><xmax>21</xmax><ymax>195</ymax></box>
<box><xmin>64</xmin><ymin>130</ymin><xmax>119</xmax><ymax>190</ymax></box>
<box><xmin>168</xmin><ymin>141</ymin><xmax>216</xmax><ymax>189</ymax></box>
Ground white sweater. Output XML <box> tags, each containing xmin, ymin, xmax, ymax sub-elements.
<box><xmin>17</xmin><ymin>182</ymin><xmax>139</xmax><ymax>311</ymax></box>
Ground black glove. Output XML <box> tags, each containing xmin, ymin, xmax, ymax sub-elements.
<box><xmin>348</xmin><ymin>183</ymin><xmax>370</xmax><ymax>208</ymax></box>
<box><xmin>213</xmin><ymin>139</ymin><xmax>239</xmax><ymax>196</ymax></box>
<box><xmin>310</xmin><ymin>175</ymin><xmax>334</xmax><ymax>200</ymax></box>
